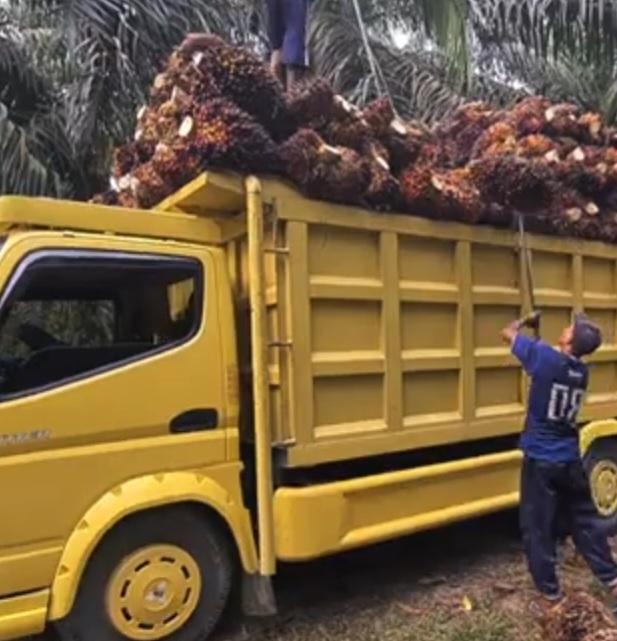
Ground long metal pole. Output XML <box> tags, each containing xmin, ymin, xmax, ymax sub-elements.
<box><xmin>246</xmin><ymin>176</ymin><xmax>276</xmax><ymax>576</ymax></box>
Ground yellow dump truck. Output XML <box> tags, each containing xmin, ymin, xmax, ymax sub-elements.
<box><xmin>1</xmin><ymin>172</ymin><xmax>617</xmax><ymax>641</ymax></box>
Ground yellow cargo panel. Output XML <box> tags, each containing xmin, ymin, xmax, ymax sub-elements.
<box><xmin>253</xmin><ymin>180</ymin><xmax>617</xmax><ymax>467</ymax></box>
<box><xmin>158</xmin><ymin>173</ymin><xmax>617</xmax><ymax>468</ymax></box>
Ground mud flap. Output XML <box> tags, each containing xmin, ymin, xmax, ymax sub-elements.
<box><xmin>241</xmin><ymin>574</ymin><xmax>278</xmax><ymax>617</ymax></box>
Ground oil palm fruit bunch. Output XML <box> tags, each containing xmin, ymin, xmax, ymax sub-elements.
<box><xmin>542</xmin><ymin>103</ymin><xmax>585</xmax><ymax>140</ymax></box>
<box><xmin>469</xmin><ymin>154</ymin><xmax>556</xmax><ymax>214</ymax></box>
<box><xmin>509</xmin><ymin>96</ymin><xmax>551</xmax><ymax>135</ymax></box>
<box><xmin>150</xmin><ymin>52</ymin><xmax>221</xmax><ymax>108</ymax></box>
<box><xmin>287</xmin><ymin>78</ymin><xmax>336</xmax><ymax>128</ymax></box>
<box><xmin>400</xmin><ymin>165</ymin><xmax>482</xmax><ymax>222</ymax></box>
<box><xmin>178</xmin><ymin>98</ymin><xmax>283</xmax><ymax>174</ymax></box>
<box><xmin>435</xmin><ymin>102</ymin><xmax>502</xmax><ymax>166</ymax></box>
<box><xmin>364</xmin><ymin>158</ymin><xmax>401</xmax><ymax>210</ymax></box>
<box><xmin>555</xmin><ymin>146</ymin><xmax>609</xmax><ymax>196</ymax></box>
<box><xmin>150</xmin><ymin>142</ymin><xmax>203</xmax><ymax>191</ymax></box>
<box><xmin>471</xmin><ymin>122</ymin><xmax>518</xmax><ymax>159</ymax></box>
<box><xmin>280</xmin><ymin>129</ymin><xmax>371</xmax><ymax>205</ymax></box>
<box><xmin>541</xmin><ymin>592</ymin><xmax>616</xmax><ymax>641</ymax></box>
<box><xmin>186</xmin><ymin>34</ymin><xmax>292</xmax><ymax>140</ymax></box>
<box><xmin>130</xmin><ymin>163</ymin><xmax>175</xmax><ymax>209</ymax></box>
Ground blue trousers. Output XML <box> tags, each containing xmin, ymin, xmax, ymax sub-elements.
<box><xmin>520</xmin><ymin>457</ymin><xmax>617</xmax><ymax>598</ymax></box>
<box><xmin>266</xmin><ymin>0</ymin><xmax>309</xmax><ymax>67</ymax></box>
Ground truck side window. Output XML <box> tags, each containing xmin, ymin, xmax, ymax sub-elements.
<box><xmin>0</xmin><ymin>250</ymin><xmax>202</xmax><ymax>399</ymax></box>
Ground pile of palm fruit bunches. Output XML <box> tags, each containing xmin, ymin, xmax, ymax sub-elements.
<box><xmin>94</xmin><ymin>35</ymin><xmax>617</xmax><ymax>244</ymax></box>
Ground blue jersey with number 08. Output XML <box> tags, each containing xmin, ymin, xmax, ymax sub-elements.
<box><xmin>512</xmin><ymin>334</ymin><xmax>588</xmax><ymax>463</ymax></box>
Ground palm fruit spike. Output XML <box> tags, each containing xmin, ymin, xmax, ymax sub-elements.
<box><xmin>151</xmin><ymin>50</ymin><xmax>221</xmax><ymax>107</ymax></box>
<box><xmin>279</xmin><ymin>129</ymin><xmax>323</xmax><ymax>188</ymax></box>
<box><xmin>151</xmin><ymin>142</ymin><xmax>203</xmax><ymax>190</ymax></box>
<box><xmin>543</xmin><ymin>102</ymin><xmax>584</xmax><ymax>140</ymax></box>
<box><xmin>429</xmin><ymin>168</ymin><xmax>483</xmax><ymax>222</ymax></box>
<box><xmin>579</xmin><ymin>112</ymin><xmax>604</xmax><ymax>143</ymax></box>
<box><xmin>556</xmin><ymin>146</ymin><xmax>609</xmax><ymax>196</ymax></box>
<box><xmin>280</xmin><ymin>129</ymin><xmax>370</xmax><ymax>205</ymax></box>
<box><xmin>286</xmin><ymin>78</ymin><xmax>336</xmax><ymax>128</ymax></box>
<box><xmin>364</xmin><ymin>150</ymin><xmax>401</xmax><ymax>210</ymax></box>
<box><xmin>130</xmin><ymin>162</ymin><xmax>175</xmax><ymax>209</ymax></box>
<box><xmin>469</xmin><ymin>154</ymin><xmax>556</xmax><ymax>214</ymax></box>
<box><xmin>470</xmin><ymin>122</ymin><xmax>517</xmax><ymax>159</ymax></box>
<box><xmin>112</xmin><ymin>144</ymin><xmax>141</xmax><ymax>178</ymax></box>
<box><xmin>320</xmin><ymin>117</ymin><xmax>376</xmax><ymax>155</ymax></box>
<box><xmin>363</xmin><ymin>97</ymin><xmax>396</xmax><ymax>137</ymax></box>
<box><xmin>541</xmin><ymin>592</ymin><xmax>616</xmax><ymax>641</ymax></box>
<box><xmin>187</xmin><ymin>35</ymin><xmax>292</xmax><ymax>140</ymax></box>
<box><xmin>436</xmin><ymin>102</ymin><xmax>501</xmax><ymax>167</ymax></box>
<box><xmin>190</xmin><ymin>98</ymin><xmax>283</xmax><ymax>174</ymax></box>
<box><xmin>400</xmin><ymin>166</ymin><xmax>482</xmax><ymax>223</ymax></box>
<box><xmin>116</xmin><ymin>190</ymin><xmax>139</xmax><ymax>209</ymax></box>
<box><xmin>91</xmin><ymin>190</ymin><xmax>119</xmax><ymax>206</ymax></box>
<box><xmin>516</xmin><ymin>134</ymin><xmax>557</xmax><ymax>159</ymax></box>
<box><xmin>509</xmin><ymin>96</ymin><xmax>551</xmax><ymax>135</ymax></box>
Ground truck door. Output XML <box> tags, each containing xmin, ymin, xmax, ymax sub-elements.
<box><xmin>0</xmin><ymin>234</ymin><xmax>228</xmax><ymax>597</ymax></box>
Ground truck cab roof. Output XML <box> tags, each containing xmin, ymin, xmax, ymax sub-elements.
<box><xmin>0</xmin><ymin>172</ymin><xmax>248</xmax><ymax>246</ymax></box>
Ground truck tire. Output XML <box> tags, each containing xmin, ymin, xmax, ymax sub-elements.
<box><xmin>56</xmin><ymin>505</ymin><xmax>233</xmax><ymax>641</ymax></box>
<box><xmin>583</xmin><ymin>437</ymin><xmax>617</xmax><ymax>534</ymax></box>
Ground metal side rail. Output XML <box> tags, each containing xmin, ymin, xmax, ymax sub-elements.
<box><xmin>274</xmin><ymin>450</ymin><xmax>522</xmax><ymax>561</ymax></box>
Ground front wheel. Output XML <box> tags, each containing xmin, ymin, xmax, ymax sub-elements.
<box><xmin>56</xmin><ymin>506</ymin><xmax>233</xmax><ymax>641</ymax></box>
<box><xmin>583</xmin><ymin>437</ymin><xmax>617</xmax><ymax>534</ymax></box>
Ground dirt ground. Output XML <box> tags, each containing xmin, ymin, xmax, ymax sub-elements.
<box><xmin>215</xmin><ymin>512</ymin><xmax>611</xmax><ymax>641</ymax></box>
<box><xmin>35</xmin><ymin>512</ymin><xmax>612</xmax><ymax>641</ymax></box>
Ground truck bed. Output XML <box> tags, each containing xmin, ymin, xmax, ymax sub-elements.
<box><xmin>161</xmin><ymin>173</ymin><xmax>617</xmax><ymax>468</ymax></box>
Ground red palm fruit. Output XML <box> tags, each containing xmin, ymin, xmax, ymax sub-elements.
<box><xmin>364</xmin><ymin>155</ymin><xmax>401</xmax><ymax>211</ymax></box>
<box><xmin>280</xmin><ymin>129</ymin><xmax>370</xmax><ymax>204</ymax></box>
<box><xmin>541</xmin><ymin>592</ymin><xmax>615</xmax><ymax>641</ymax></box>
<box><xmin>471</xmin><ymin>122</ymin><xmax>517</xmax><ymax>159</ymax></box>
<box><xmin>509</xmin><ymin>96</ymin><xmax>551</xmax><ymax>135</ymax></box>
<box><xmin>578</xmin><ymin>112</ymin><xmax>604</xmax><ymax>144</ymax></box>
<box><xmin>188</xmin><ymin>35</ymin><xmax>292</xmax><ymax>140</ymax></box>
<box><xmin>363</xmin><ymin>97</ymin><xmax>396</xmax><ymax>137</ymax></box>
<box><xmin>543</xmin><ymin>102</ymin><xmax>584</xmax><ymax>139</ymax></box>
<box><xmin>286</xmin><ymin>78</ymin><xmax>336</xmax><ymax>128</ymax></box>
<box><xmin>516</xmin><ymin>134</ymin><xmax>557</xmax><ymax>159</ymax></box>
<box><xmin>400</xmin><ymin>166</ymin><xmax>482</xmax><ymax>222</ymax></box>
<box><xmin>469</xmin><ymin>154</ymin><xmax>556</xmax><ymax>213</ymax></box>
<box><xmin>116</xmin><ymin>190</ymin><xmax>139</xmax><ymax>209</ymax></box>
<box><xmin>91</xmin><ymin>190</ymin><xmax>119</xmax><ymax>206</ymax></box>
<box><xmin>131</xmin><ymin>162</ymin><xmax>175</xmax><ymax>209</ymax></box>
<box><xmin>112</xmin><ymin>144</ymin><xmax>141</xmax><ymax>178</ymax></box>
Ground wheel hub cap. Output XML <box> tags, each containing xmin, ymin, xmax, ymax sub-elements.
<box><xmin>106</xmin><ymin>544</ymin><xmax>202</xmax><ymax>640</ymax></box>
<box><xmin>591</xmin><ymin>460</ymin><xmax>617</xmax><ymax>517</ymax></box>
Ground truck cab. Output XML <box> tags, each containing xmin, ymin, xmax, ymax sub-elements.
<box><xmin>0</xmin><ymin>178</ymin><xmax>258</xmax><ymax>641</ymax></box>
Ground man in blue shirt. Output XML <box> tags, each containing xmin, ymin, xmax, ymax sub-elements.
<box><xmin>502</xmin><ymin>313</ymin><xmax>617</xmax><ymax>611</ymax></box>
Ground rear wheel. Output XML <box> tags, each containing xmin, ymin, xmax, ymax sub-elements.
<box><xmin>583</xmin><ymin>437</ymin><xmax>617</xmax><ymax>533</ymax></box>
<box><xmin>56</xmin><ymin>506</ymin><xmax>233</xmax><ymax>641</ymax></box>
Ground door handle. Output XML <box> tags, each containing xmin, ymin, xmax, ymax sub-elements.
<box><xmin>170</xmin><ymin>408</ymin><xmax>219</xmax><ymax>433</ymax></box>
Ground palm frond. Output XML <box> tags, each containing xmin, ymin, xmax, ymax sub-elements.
<box><xmin>0</xmin><ymin>101</ymin><xmax>67</xmax><ymax>196</ymax></box>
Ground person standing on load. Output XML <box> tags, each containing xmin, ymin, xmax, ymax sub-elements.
<box><xmin>266</xmin><ymin>0</ymin><xmax>310</xmax><ymax>88</ymax></box>
<box><xmin>501</xmin><ymin>313</ymin><xmax>617</xmax><ymax>612</ymax></box>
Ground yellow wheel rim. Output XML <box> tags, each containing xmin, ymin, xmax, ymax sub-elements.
<box><xmin>590</xmin><ymin>460</ymin><xmax>617</xmax><ymax>517</ymax></box>
<box><xmin>106</xmin><ymin>545</ymin><xmax>202</xmax><ymax>640</ymax></box>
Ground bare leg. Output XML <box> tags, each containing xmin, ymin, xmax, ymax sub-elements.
<box><xmin>270</xmin><ymin>50</ymin><xmax>284</xmax><ymax>85</ymax></box>
<box><xmin>286</xmin><ymin>64</ymin><xmax>307</xmax><ymax>89</ymax></box>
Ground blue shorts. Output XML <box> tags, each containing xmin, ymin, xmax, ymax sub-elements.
<box><xmin>266</xmin><ymin>0</ymin><xmax>309</xmax><ymax>67</ymax></box>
